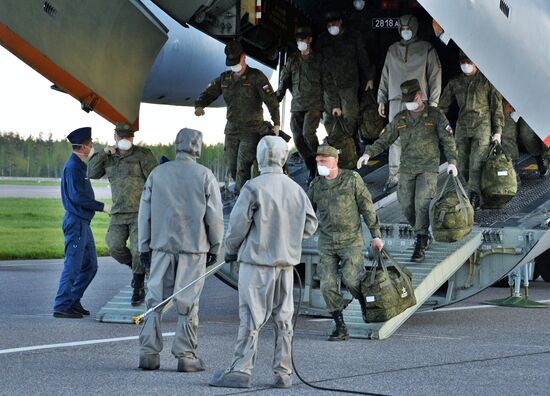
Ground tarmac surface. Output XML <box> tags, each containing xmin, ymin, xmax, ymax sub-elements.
<box><xmin>0</xmin><ymin>183</ymin><xmax>111</xmax><ymax>199</ymax></box>
<box><xmin>1</xmin><ymin>257</ymin><xmax>549</xmax><ymax>395</ymax></box>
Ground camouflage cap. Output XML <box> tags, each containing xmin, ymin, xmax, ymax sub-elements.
<box><xmin>459</xmin><ymin>49</ymin><xmax>471</xmax><ymax>62</ymax></box>
<box><xmin>316</xmin><ymin>144</ymin><xmax>339</xmax><ymax>158</ymax></box>
<box><xmin>175</xmin><ymin>128</ymin><xmax>203</xmax><ymax>158</ymax></box>
<box><xmin>225</xmin><ymin>40</ymin><xmax>244</xmax><ymax>66</ymax></box>
<box><xmin>115</xmin><ymin>122</ymin><xmax>134</xmax><ymax>137</ymax></box>
<box><xmin>400</xmin><ymin>79</ymin><xmax>421</xmax><ymax>102</ymax></box>
<box><xmin>295</xmin><ymin>26</ymin><xmax>313</xmax><ymax>39</ymax></box>
<box><xmin>324</xmin><ymin>10</ymin><xmax>342</xmax><ymax>23</ymax></box>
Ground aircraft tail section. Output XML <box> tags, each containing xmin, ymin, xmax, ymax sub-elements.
<box><xmin>0</xmin><ymin>0</ymin><xmax>168</xmax><ymax>127</ymax></box>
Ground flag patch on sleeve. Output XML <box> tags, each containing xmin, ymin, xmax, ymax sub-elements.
<box><xmin>262</xmin><ymin>84</ymin><xmax>273</xmax><ymax>94</ymax></box>
<box><xmin>445</xmin><ymin>125</ymin><xmax>454</xmax><ymax>135</ymax></box>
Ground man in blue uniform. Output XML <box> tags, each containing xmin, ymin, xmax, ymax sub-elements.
<box><xmin>53</xmin><ymin>127</ymin><xmax>111</xmax><ymax>318</ymax></box>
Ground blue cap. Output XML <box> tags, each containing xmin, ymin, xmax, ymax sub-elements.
<box><xmin>67</xmin><ymin>127</ymin><xmax>92</xmax><ymax>144</ymax></box>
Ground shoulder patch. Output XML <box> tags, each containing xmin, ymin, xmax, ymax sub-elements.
<box><xmin>397</xmin><ymin>124</ymin><xmax>407</xmax><ymax>129</ymax></box>
<box><xmin>262</xmin><ymin>84</ymin><xmax>273</xmax><ymax>94</ymax></box>
<box><xmin>380</xmin><ymin>127</ymin><xmax>387</xmax><ymax>135</ymax></box>
<box><xmin>445</xmin><ymin>125</ymin><xmax>454</xmax><ymax>135</ymax></box>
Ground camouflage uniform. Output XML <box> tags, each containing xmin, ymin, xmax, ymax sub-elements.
<box><xmin>307</xmin><ymin>169</ymin><xmax>381</xmax><ymax>313</ymax></box>
<box><xmin>439</xmin><ymin>71</ymin><xmax>504</xmax><ymax>194</ymax></box>
<box><xmin>501</xmin><ymin>112</ymin><xmax>519</xmax><ymax>161</ymax></box>
<box><xmin>317</xmin><ymin>28</ymin><xmax>375</xmax><ymax>169</ymax></box>
<box><xmin>365</xmin><ymin>106</ymin><xmax>458</xmax><ymax>235</ymax></box>
<box><xmin>277</xmin><ymin>50</ymin><xmax>323</xmax><ymax>176</ymax></box>
<box><xmin>518</xmin><ymin>118</ymin><xmax>550</xmax><ymax>159</ymax></box>
<box><xmin>88</xmin><ymin>145</ymin><xmax>158</xmax><ymax>274</ymax></box>
<box><xmin>195</xmin><ymin>67</ymin><xmax>280</xmax><ymax>193</ymax></box>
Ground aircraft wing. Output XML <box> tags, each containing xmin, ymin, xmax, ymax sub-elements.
<box><xmin>0</xmin><ymin>0</ymin><xmax>168</xmax><ymax>128</ymax></box>
<box><xmin>418</xmin><ymin>0</ymin><xmax>550</xmax><ymax>146</ymax></box>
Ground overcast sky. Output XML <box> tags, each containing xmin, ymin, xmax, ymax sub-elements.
<box><xmin>0</xmin><ymin>46</ymin><xmax>299</xmax><ymax>147</ymax></box>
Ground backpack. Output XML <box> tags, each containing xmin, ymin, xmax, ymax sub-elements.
<box><xmin>431</xmin><ymin>174</ymin><xmax>474</xmax><ymax>242</ymax></box>
<box><xmin>325</xmin><ymin>116</ymin><xmax>358</xmax><ymax>170</ymax></box>
<box><xmin>361</xmin><ymin>249</ymin><xmax>417</xmax><ymax>323</ymax></box>
<box><xmin>481</xmin><ymin>142</ymin><xmax>517</xmax><ymax>209</ymax></box>
<box><xmin>358</xmin><ymin>90</ymin><xmax>385</xmax><ymax>141</ymax></box>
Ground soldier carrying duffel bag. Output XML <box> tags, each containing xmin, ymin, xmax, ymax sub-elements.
<box><xmin>361</xmin><ymin>248</ymin><xmax>417</xmax><ymax>323</ymax></box>
<box><xmin>430</xmin><ymin>172</ymin><xmax>474</xmax><ymax>242</ymax></box>
<box><xmin>480</xmin><ymin>141</ymin><xmax>517</xmax><ymax>209</ymax></box>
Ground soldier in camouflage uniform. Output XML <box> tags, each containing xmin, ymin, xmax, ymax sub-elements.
<box><xmin>308</xmin><ymin>145</ymin><xmax>384</xmax><ymax>341</ymax></box>
<box><xmin>317</xmin><ymin>10</ymin><xmax>375</xmax><ymax>169</ymax></box>
<box><xmin>87</xmin><ymin>122</ymin><xmax>158</xmax><ymax>305</ymax></box>
<box><xmin>518</xmin><ymin>118</ymin><xmax>549</xmax><ymax>177</ymax></box>
<box><xmin>439</xmin><ymin>51</ymin><xmax>504</xmax><ymax>209</ymax></box>
<box><xmin>277</xmin><ymin>26</ymin><xmax>322</xmax><ymax>181</ymax></box>
<box><xmin>195</xmin><ymin>40</ymin><xmax>280</xmax><ymax>194</ymax></box>
<box><xmin>358</xmin><ymin>79</ymin><xmax>458</xmax><ymax>263</ymax></box>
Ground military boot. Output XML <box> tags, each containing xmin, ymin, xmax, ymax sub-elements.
<box><xmin>305</xmin><ymin>157</ymin><xmax>317</xmax><ymax>184</ymax></box>
<box><xmin>411</xmin><ymin>235</ymin><xmax>427</xmax><ymax>263</ymax></box>
<box><xmin>328</xmin><ymin>311</ymin><xmax>349</xmax><ymax>341</ymax></box>
<box><xmin>357</xmin><ymin>295</ymin><xmax>369</xmax><ymax>323</ymax></box>
<box><xmin>469</xmin><ymin>191</ymin><xmax>481</xmax><ymax>210</ymax></box>
<box><xmin>131</xmin><ymin>273</ymin><xmax>145</xmax><ymax>306</ymax></box>
<box><xmin>536</xmin><ymin>156</ymin><xmax>548</xmax><ymax>177</ymax></box>
<box><xmin>139</xmin><ymin>354</ymin><xmax>160</xmax><ymax>370</ymax></box>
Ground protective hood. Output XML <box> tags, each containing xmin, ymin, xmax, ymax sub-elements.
<box><xmin>399</xmin><ymin>15</ymin><xmax>418</xmax><ymax>40</ymax></box>
<box><xmin>175</xmin><ymin>128</ymin><xmax>202</xmax><ymax>158</ymax></box>
<box><xmin>256</xmin><ymin>136</ymin><xmax>288</xmax><ymax>173</ymax></box>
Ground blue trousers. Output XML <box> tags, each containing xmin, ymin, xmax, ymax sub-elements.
<box><xmin>54</xmin><ymin>214</ymin><xmax>98</xmax><ymax>312</ymax></box>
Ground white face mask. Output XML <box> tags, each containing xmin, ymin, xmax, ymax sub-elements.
<box><xmin>460</xmin><ymin>63</ymin><xmax>474</xmax><ymax>75</ymax></box>
<box><xmin>401</xmin><ymin>29</ymin><xmax>413</xmax><ymax>41</ymax></box>
<box><xmin>405</xmin><ymin>102</ymin><xmax>420</xmax><ymax>111</ymax></box>
<box><xmin>117</xmin><ymin>139</ymin><xmax>132</xmax><ymax>151</ymax></box>
<box><xmin>328</xmin><ymin>26</ymin><xmax>340</xmax><ymax>36</ymax></box>
<box><xmin>297</xmin><ymin>41</ymin><xmax>308</xmax><ymax>52</ymax></box>
<box><xmin>317</xmin><ymin>165</ymin><xmax>331</xmax><ymax>176</ymax></box>
<box><xmin>353</xmin><ymin>0</ymin><xmax>365</xmax><ymax>11</ymax></box>
<box><xmin>230</xmin><ymin>63</ymin><xmax>243</xmax><ymax>73</ymax></box>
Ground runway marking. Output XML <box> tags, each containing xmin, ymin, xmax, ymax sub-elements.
<box><xmin>0</xmin><ymin>332</ymin><xmax>175</xmax><ymax>355</ymax></box>
<box><xmin>421</xmin><ymin>299</ymin><xmax>550</xmax><ymax>313</ymax></box>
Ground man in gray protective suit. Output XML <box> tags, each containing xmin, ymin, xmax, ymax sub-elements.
<box><xmin>210</xmin><ymin>136</ymin><xmax>318</xmax><ymax>389</ymax></box>
<box><xmin>137</xmin><ymin>128</ymin><xmax>224</xmax><ymax>372</ymax></box>
<box><xmin>377</xmin><ymin>14</ymin><xmax>442</xmax><ymax>191</ymax></box>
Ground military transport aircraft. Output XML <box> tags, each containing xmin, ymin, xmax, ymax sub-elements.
<box><xmin>0</xmin><ymin>0</ymin><xmax>548</xmax><ymax>339</ymax></box>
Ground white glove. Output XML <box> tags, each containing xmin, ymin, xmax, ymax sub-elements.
<box><xmin>273</xmin><ymin>125</ymin><xmax>280</xmax><ymax>136</ymax></box>
<box><xmin>492</xmin><ymin>133</ymin><xmax>502</xmax><ymax>144</ymax></box>
<box><xmin>194</xmin><ymin>107</ymin><xmax>205</xmax><ymax>117</ymax></box>
<box><xmin>104</xmin><ymin>146</ymin><xmax>116</xmax><ymax>155</ymax></box>
<box><xmin>378</xmin><ymin>103</ymin><xmax>386</xmax><ymax>118</ymax></box>
<box><xmin>332</xmin><ymin>107</ymin><xmax>342</xmax><ymax>117</ymax></box>
<box><xmin>447</xmin><ymin>163</ymin><xmax>458</xmax><ymax>177</ymax></box>
<box><xmin>103</xmin><ymin>203</ymin><xmax>112</xmax><ymax>215</ymax></box>
<box><xmin>365</xmin><ymin>80</ymin><xmax>374</xmax><ymax>91</ymax></box>
<box><xmin>357</xmin><ymin>154</ymin><xmax>370</xmax><ymax>169</ymax></box>
<box><xmin>371</xmin><ymin>237</ymin><xmax>384</xmax><ymax>251</ymax></box>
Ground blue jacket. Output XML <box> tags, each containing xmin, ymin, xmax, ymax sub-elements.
<box><xmin>61</xmin><ymin>153</ymin><xmax>104</xmax><ymax>222</ymax></box>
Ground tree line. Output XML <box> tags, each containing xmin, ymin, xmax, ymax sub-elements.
<box><xmin>0</xmin><ymin>132</ymin><xmax>226</xmax><ymax>181</ymax></box>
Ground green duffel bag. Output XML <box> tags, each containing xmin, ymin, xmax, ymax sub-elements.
<box><xmin>361</xmin><ymin>249</ymin><xmax>417</xmax><ymax>323</ymax></box>
<box><xmin>481</xmin><ymin>142</ymin><xmax>517</xmax><ymax>209</ymax></box>
<box><xmin>325</xmin><ymin>117</ymin><xmax>357</xmax><ymax>170</ymax></box>
<box><xmin>358</xmin><ymin>90</ymin><xmax>385</xmax><ymax>141</ymax></box>
<box><xmin>431</xmin><ymin>174</ymin><xmax>474</xmax><ymax>242</ymax></box>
